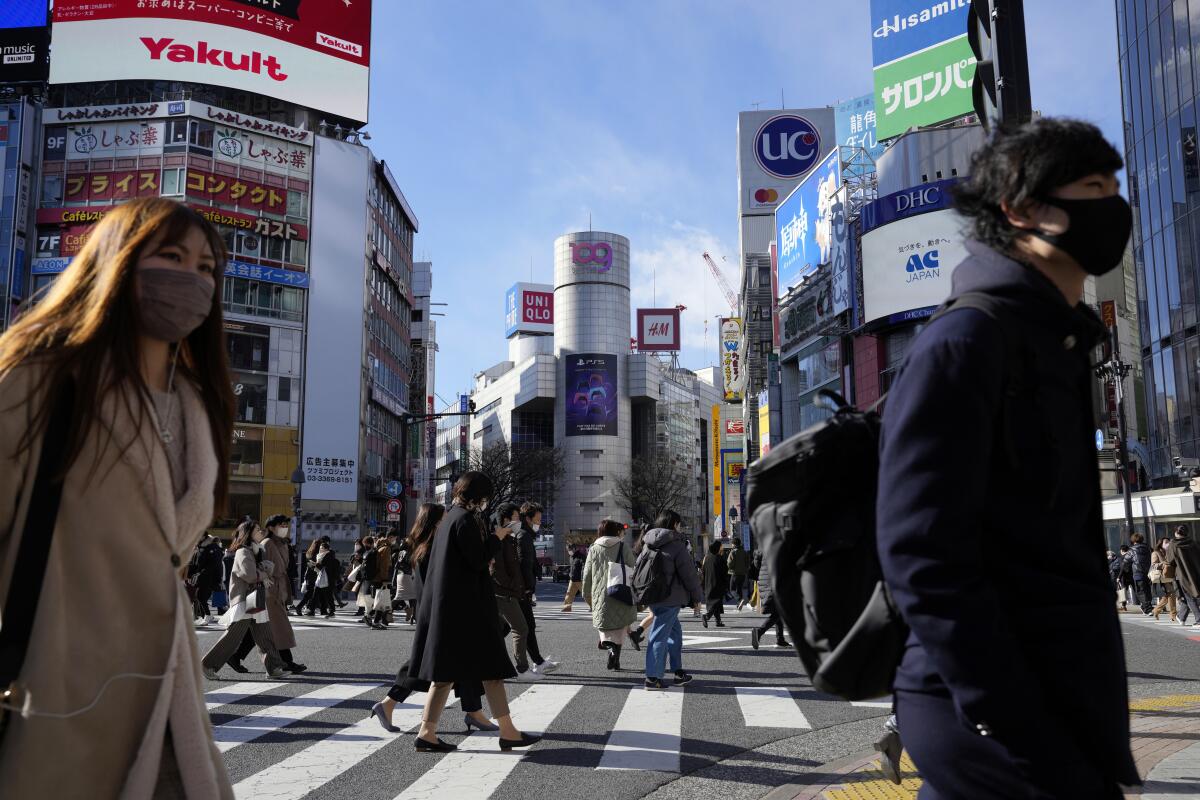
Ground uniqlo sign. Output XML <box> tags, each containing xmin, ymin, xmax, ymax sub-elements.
<box><xmin>50</xmin><ymin>0</ymin><xmax>372</xmax><ymax>122</ymax></box>
<box><xmin>505</xmin><ymin>282</ymin><xmax>554</xmax><ymax>337</ymax></box>
<box><xmin>637</xmin><ymin>308</ymin><xmax>681</xmax><ymax>352</ymax></box>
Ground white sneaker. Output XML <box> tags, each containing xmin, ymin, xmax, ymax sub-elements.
<box><xmin>202</xmin><ymin>666</ymin><xmax>219</xmax><ymax>681</ymax></box>
<box><xmin>535</xmin><ymin>659</ymin><xmax>560</xmax><ymax>674</ymax></box>
<box><xmin>516</xmin><ymin>668</ymin><xmax>544</xmax><ymax>681</ymax></box>
<box><xmin>205</xmin><ymin>615</ymin><xmax>217</xmax><ymax>625</ymax></box>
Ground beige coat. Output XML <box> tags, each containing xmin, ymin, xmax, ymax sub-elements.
<box><xmin>0</xmin><ymin>365</ymin><xmax>232</xmax><ymax>799</ymax></box>
<box><xmin>263</xmin><ymin>535</ymin><xmax>296</xmax><ymax>650</ymax></box>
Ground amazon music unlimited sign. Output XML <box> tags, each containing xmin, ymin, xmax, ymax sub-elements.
<box><xmin>737</xmin><ymin>108</ymin><xmax>836</xmax><ymax>215</ymax></box>
<box><xmin>49</xmin><ymin>0</ymin><xmax>373</xmax><ymax>122</ymax></box>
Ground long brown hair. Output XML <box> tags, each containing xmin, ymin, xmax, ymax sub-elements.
<box><xmin>0</xmin><ymin>198</ymin><xmax>235</xmax><ymax>511</ymax></box>
<box><xmin>408</xmin><ymin>502</ymin><xmax>445</xmax><ymax>567</ymax></box>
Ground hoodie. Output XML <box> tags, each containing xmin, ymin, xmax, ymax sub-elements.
<box><xmin>641</xmin><ymin>528</ymin><xmax>703</xmax><ymax>609</ymax></box>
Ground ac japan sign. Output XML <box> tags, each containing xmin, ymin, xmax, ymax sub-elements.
<box><xmin>636</xmin><ymin>308</ymin><xmax>681</xmax><ymax>352</ymax></box>
<box><xmin>505</xmin><ymin>282</ymin><xmax>554</xmax><ymax>337</ymax></box>
<box><xmin>50</xmin><ymin>1</ymin><xmax>373</xmax><ymax>122</ymax></box>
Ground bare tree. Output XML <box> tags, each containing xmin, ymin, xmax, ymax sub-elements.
<box><xmin>469</xmin><ymin>442</ymin><xmax>565</xmax><ymax>523</ymax></box>
<box><xmin>614</xmin><ymin>454</ymin><xmax>693</xmax><ymax>527</ymax></box>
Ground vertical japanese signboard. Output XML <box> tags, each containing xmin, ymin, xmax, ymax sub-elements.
<box><xmin>711</xmin><ymin>404</ymin><xmax>722</xmax><ymax>517</ymax></box>
<box><xmin>870</xmin><ymin>0</ymin><xmax>976</xmax><ymax>140</ymax></box>
<box><xmin>720</xmin><ymin>318</ymin><xmax>746</xmax><ymax>403</ymax></box>
<box><xmin>775</xmin><ymin>149</ymin><xmax>841</xmax><ymax>298</ymax></box>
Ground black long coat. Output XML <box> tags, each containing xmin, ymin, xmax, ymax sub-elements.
<box><xmin>408</xmin><ymin>504</ymin><xmax>517</xmax><ymax>683</ymax></box>
<box><xmin>876</xmin><ymin>241</ymin><xmax>1137</xmax><ymax>788</ymax></box>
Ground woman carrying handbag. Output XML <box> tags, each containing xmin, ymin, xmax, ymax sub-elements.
<box><xmin>582</xmin><ymin>519</ymin><xmax>638</xmax><ymax>671</ymax></box>
<box><xmin>1151</xmin><ymin>537</ymin><xmax>1178</xmax><ymax>622</ymax></box>
<box><xmin>202</xmin><ymin>523</ymin><xmax>287</xmax><ymax>679</ymax></box>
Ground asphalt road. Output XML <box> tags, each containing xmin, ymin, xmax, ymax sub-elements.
<box><xmin>200</xmin><ymin>582</ymin><xmax>1200</xmax><ymax>800</ymax></box>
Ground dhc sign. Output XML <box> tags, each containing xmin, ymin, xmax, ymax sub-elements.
<box><xmin>754</xmin><ymin>115</ymin><xmax>822</xmax><ymax>179</ymax></box>
<box><xmin>861</xmin><ymin>177</ymin><xmax>959</xmax><ymax>233</ymax></box>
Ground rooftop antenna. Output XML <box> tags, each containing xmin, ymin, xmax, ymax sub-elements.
<box><xmin>751</xmin><ymin>102</ymin><xmax>761</xmax><ymax>111</ymax></box>
<box><xmin>653</xmin><ymin>269</ymin><xmax>657</xmax><ymax>305</ymax></box>
<box><xmin>530</xmin><ymin>256</ymin><xmax>533</xmax><ymax>282</ymax></box>
<box><xmin>588</xmin><ymin>212</ymin><xmax>592</xmax><ymax>232</ymax></box>
<box><xmin>781</xmin><ymin>88</ymin><xmax>786</xmax><ymax>109</ymax></box>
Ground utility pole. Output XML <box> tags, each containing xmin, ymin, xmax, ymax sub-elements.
<box><xmin>1096</xmin><ymin>325</ymin><xmax>1135</xmax><ymax>542</ymax></box>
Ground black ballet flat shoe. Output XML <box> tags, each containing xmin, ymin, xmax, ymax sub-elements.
<box><xmin>414</xmin><ymin>737</ymin><xmax>457</xmax><ymax>753</ymax></box>
<box><xmin>498</xmin><ymin>733</ymin><xmax>541</xmax><ymax>751</ymax></box>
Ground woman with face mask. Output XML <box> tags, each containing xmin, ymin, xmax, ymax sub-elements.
<box><xmin>260</xmin><ymin>514</ymin><xmax>305</xmax><ymax>672</ymax></box>
<box><xmin>0</xmin><ymin>198</ymin><xmax>237</xmax><ymax>797</ymax></box>
<box><xmin>407</xmin><ymin>472</ymin><xmax>541</xmax><ymax>752</ymax></box>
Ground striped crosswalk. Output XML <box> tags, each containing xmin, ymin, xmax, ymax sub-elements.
<box><xmin>209</xmin><ymin>671</ymin><xmax>886</xmax><ymax>797</ymax></box>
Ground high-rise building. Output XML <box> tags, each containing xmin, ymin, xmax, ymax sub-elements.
<box><xmin>1115</xmin><ymin>0</ymin><xmax>1199</xmax><ymax>487</ymax></box>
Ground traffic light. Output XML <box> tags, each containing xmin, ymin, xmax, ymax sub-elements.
<box><xmin>968</xmin><ymin>0</ymin><xmax>1032</xmax><ymax>131</ymax></box>
<box><xmin>468</xmin><ymin>399</ymin><xmax>477</xmax><ymax>414</ymax></box>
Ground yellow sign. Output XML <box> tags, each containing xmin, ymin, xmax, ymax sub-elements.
<box><xmin>711</xmin><ymin>404</ymin><xmax>722</xmax><ymax>517</ymax></box>
<box><xmin>758</xmin><ymin>399</ymin><xmax>771</xmax><ymax>456</ymax></box>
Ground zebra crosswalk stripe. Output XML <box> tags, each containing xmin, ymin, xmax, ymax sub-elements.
<box><xmin>597</xmin><ymin>685</ymin><xmax>685</xmax><ymax>773</ymax></box>
<box><xmin>205</xmin><ymin>682</ymin><xmax>287</xmax><ymax>711</ymax></box>
<box><xmin>232</xmin><ymin>691</ymin><xmax>460</xmax><ymax>800</ymax></box>
<box><xmin>394</xmin><ymin>683</ymin><xmax>583</xmax><ymax>800</ymax></box>
<box><xmin>212</xmin><ymin>682</ymin><xmax>382</xmax><ymax>752</ymax></box>
<box><xmin>735</xmin><ymin>686</ymin><xmax>811</xmax><ymax>728</ymax></box>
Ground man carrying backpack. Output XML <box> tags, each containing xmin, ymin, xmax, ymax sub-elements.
<box><xmin>634</xmin><ymin>510</ymin><xmax>703</xmax><ymax>690</ymax></box>
<box><xmin>876</xmin><ymin>119</ymin><xmax>1138</xmax><ymax>797</ymax></box>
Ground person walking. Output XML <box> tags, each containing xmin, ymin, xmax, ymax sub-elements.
<box><xmin>299</xmin><ymin>538</ymin><xmax>322</xmax><ymax>616</ymax></box>
<box><xmin>190</xmin><ymin>532</ymin><xmax>225</xmax><ymax>624</ymax></box>
<box><xmin>491</xmin><ymin>503</ymin><xmax>539</xmax><ymax>679</ymax></box>
<box><xmin>356</xmin><ymin>535</ymin><xmax>380</xmax><ymax>626</ymax></box>
<box><xmin>262</xmin><ymin>514</ymin><xmax>305</xmax><ymax>672</ymax></box>
<box><xmin>1166</xmin><ymin>526</ymin><xmax>1200</xmax><ymax>626</ymax></box>
<box><xmin>749</xmin><ymin>548</ymin><xmax>790</xmax><ymax>650</ymax></box>
<box><xmin>517</xmin><ymin>501</ymin><xmax>559</xmax><ymax>674</ymax></box>
<box><xmin>370</xmin><ymin>502</ymin><xmax>499</xmax><ymax>734</ymax></box>
<box><xmin>202</xmin><ymin>522</ymin><xmax>288</xmax><ymax>680</ymax></box>
<box><xmin>582</xmin><ymin>519</ymin><xmax>638</xmax><ymax>670</ymax></box>
<box><xmin>369</xmin><ymin>532</ymin><xmax>395</xmax><ymax>629</ymax></box>
<box><xmin>876</xmin><ymin>119</ymin><xmax>1139</xmax><ymax>796</ymax></box>
<box><xmin>640</xmin><ymin>510</ymin><xmax>703</xmax><ymax>690</ymax></box>
<box><xmin>0</xmin><ymin>198</ymin><xmax>237</xmax><ymax>797</ymax></box>
<box><xmin>394</xmin><ymin>531</ymin><xmax>419</xmax><ymax>624</ymax></box>
<box><xmin>1107</xmin><ymin>548</ymin><xmax>1125</xmax><ymax>610</ymax></box>
<box><xmin>1151</xmin><ymin>537</ymin><xmax>1177</xmax><ymax>622</ymax></box>
<box><xmin>700</xmin><ymin>540</ymin><xmax>728</xmax><ymax>628</ymax></box>
<box><xmin>561</xmin><ymin>547</ymin><xmax>586</xmax><ymax>611</ymax></box>
<box><xmin>727</xmin><ymin>538</ymin><xmax>750</xmax><ymax>610</ymax></box>
<box><xmin>1130</xmin><ymin>532</ymin><xmax>1154</xmax><ymax>615</ymax></box>
<box><xmin>407</xmin><ymin>472</ymin><xmax>541</xmax><ymax>752</ymax></box>
<box><xmin>310</xmin><ymin>539</ymin><xmax>339</xmax><ymax>618</ymax></box>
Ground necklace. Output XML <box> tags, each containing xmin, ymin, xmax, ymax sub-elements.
<box><xmin>158</xmin><ymin>348</ymin><xmax>180</xmax><ymax>445</ymax></box>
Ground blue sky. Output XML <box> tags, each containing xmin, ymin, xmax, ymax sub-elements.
<box><xmin>365</xmin><ymin>1</ymin><xmax>1125</xmax><ymax>401</ymax></box>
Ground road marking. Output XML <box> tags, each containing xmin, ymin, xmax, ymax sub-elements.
<box><xmin>212</xmin><ymin>682</ymin><xmax>382</xmax><ymax>752</ymax></box>
<box><xmin>850</xmin><ymin>698</ymin><xmax>893</xmax><ymax>709</ymax></box>
<box><xmin>395</xmin><ymin>682</ymin><xmax>582</xmax><ymax>800</ymax></box>
<box><xmin>682</xmin><ymin>635</ymin><xmax>742</xmax><ymax>647</ymax></box>
<box><xmin>205</xmin><ymin>682</ymin><xmax>286</xmax><ymax>711</ymax></box>
<box><xmin>233</xmin><ymin>691</ymin><xmax>459</xmax><ymax>800</ymax></box>
<box><xmin>735</xmin><ymin>686</ymin><xmax>811</xmax><ymax>728</ymax></box>
<box><xmin>598</xmin><ymin>685</ymin><xmax>685</xmax><ymax>772</ymax></box>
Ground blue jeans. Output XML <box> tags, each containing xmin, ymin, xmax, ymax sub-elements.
<box><xmin>645</xmin><ymin>604</ymin><xmax>683</xmax><ymax>679</ymax></box>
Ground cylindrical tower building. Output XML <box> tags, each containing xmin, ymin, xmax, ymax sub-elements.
<box><xmin>553</xmin><ymin>231</ymin><xmax>632</xmax><ymax>547</ymax></box>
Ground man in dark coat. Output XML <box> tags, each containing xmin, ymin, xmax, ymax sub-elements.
<box><xmin>516</xmin><ymin>501</ymin><xmax>559</xmax><ymax>673</ymax></box>
<box><xmin>1129</xmin><ymin>532</ymin><xmax>1154</xmax><ymax>614</ymax></box>
<box><xmin>876</xmin><ymin>118</ymin><xmax>1138</xmax><ymax>797</ymax></box>
<box><xmin>1165</xmin><ymin>525</ymin><xmax>1200</xmax><ymax>625</ymax></box>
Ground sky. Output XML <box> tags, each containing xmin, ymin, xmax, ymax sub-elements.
<box><xmin>364</xmin><ymin>0</ymin><xmax>1126</xmax><ymax>402</ymax></box>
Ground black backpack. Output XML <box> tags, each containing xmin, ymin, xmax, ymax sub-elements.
<box><xmin>746</xmin><ymin>293</ymin><xmax>1020</xmax><ymax>701</ymax></box>
<box><xmin>632</xmin><ymin>538</ymin><xmax>675</xmax><ymax>606</ymax></box>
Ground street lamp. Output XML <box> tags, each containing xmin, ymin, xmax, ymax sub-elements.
<box><xmin>290</xmin><ymin>466</ymin><xmax>305</xmax><ymax>546</ymax></box>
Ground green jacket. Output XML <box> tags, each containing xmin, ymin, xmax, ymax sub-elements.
<box><xmin>727</xmin><ymin>546</ymin><xmax>750</xmax><ymax>576</ymax></box>
<box><xmin>581</xmin><ymin>536</ymin><xmax>637</xmax><ymax>632</ymax></box>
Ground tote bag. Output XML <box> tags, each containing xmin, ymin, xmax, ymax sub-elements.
<box><xmin>605</xmin><ymin>542</ymin><xmax>634</xmax><ymax>606</ymax></box>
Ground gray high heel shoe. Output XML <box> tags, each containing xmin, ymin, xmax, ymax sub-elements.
<box><xmin>464</xmin><ymin>713</ymin><xmax>500</xmax><ymax>732</ymax></box>
<box><xmin>371</xmin><ymin>702</ymin><xmax>400</xmax><ymax>733</ymax></box>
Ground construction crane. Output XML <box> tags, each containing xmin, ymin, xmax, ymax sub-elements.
<box><xmin>702</xmin><ymin>251</ymin><xmax>739</xmax><ymax>313</ymax></box>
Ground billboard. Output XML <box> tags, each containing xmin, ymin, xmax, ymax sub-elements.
<box><xmin>870</xmin><ymin>0</ymin><xmax>976</xmax><ymax>140</ymax></box>
<box><xmin>300</xmin><ymin>136</ymin><xmax>369</xmax><ymax>502</ymax></box>
<box><xmin>565</xmin><ymin>353</ymin><xmax>618</xmax><ymax>437</ymax></box>
<box><xmin>757</xmin><ymin>389</ymin><xmax>772</xmax><ymax>456</ymax></box>
<box><xmin>505</xmin><ymin>282</ymin><xmax>554</xmax><ymax>337</ymax></box>
<box><xmin>834</xmin><ymin>94</ymin><xmax>886</xmax><ymax>165</ymax></box>
<box><xmin>780</xmin><ymin>269</ymin><xmax>835</xmax><ymax>355</ymax></box>
<box><xmin>737</xmin><ymin>108</ymin><xmax>837</xmax><ymax>215</ymax></box>
<box><xmin>829</xmin><ymin>184</ymin><xmax>855</xmax><ymax>317</ymax></box>
<box><xmin>711</xmin><ymin>405</ymin><xmax>722</xmax><ymax>516</ymax></box>
<box><xmin>720</xmin><ymin>318</ymin><xmax>745</xmax><ymax>403</ymax></box>
<box><xmin>636</xmin><ymin>308</ymin><xmax>682</xmax><ymax>352</ymax></box>
<box><xmin>0</xmin><ymin>1</ymin><xmax>50</xmax><ymax>84</ymax></box>
<box><xmin>50</xmin><ymin>0</ymin><xmax>372</xmax><ymax>122</ymax></box>
<box><xmin>776</xmin><ymin>149</ymin><xmax>841</xmax><ymax>299</ymax></box>
<box><xmin>861</xmin><ymin>208</ymin><xmax>966</xmax><ymax>324</ymax></box>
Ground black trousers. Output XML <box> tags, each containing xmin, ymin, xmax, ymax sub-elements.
<box><xmin>897</xmin><ymin>689</ymin><xmax>1122</xmax><ymax>800</ymax></box>
<box><xmin>386</xmin><ymin>661</ymin><xmax>482</xmax><ymax>713</ymax></box>
<box><xmin>518</xmin><ymin>597</ymin><xmax>544</xmax><ymax>665</ymax></box>
<box><xmin>757</xmin><ymin>610</ymin><xmax>785</xmax><ymax>640</ymax></box>
<box><xmin>1134</xmin><ymin>577</ymin><xmax>1155</xmax><ymax>613</ymax></box>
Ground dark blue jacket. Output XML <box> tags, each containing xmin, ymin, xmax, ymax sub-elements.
<box><xmin>876</xmin><ymin>241</ymin><xmax>1136</xmax><ymax>785</ymax></box>
<box><xmin>1130</xmin><ymin>542</ymin><xmax>1152</xmax><ymax>580</ymax></box>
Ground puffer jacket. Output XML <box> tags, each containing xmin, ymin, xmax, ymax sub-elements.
<box><xmin>640</xmin><ymin>528</ymin><xmax>703</xmax><ymax>609</ymax></box>
<box><xmin>581</xmin><ymin>535</ymin><xmax>638</xmax><ymax>631</ymax></box>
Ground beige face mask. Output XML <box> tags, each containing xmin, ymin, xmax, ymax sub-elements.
<box><xmin>136</xmin><ymin>267</ymin><xmax>214</xmax><ymax>342</ymax></box>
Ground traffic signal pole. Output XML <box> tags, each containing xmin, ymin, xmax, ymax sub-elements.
<box><xmin>969</xmin><ymin>0</ymin><xmax>1033</xmax><ymax>130</ymax></box>
<box><xmin>1097</xmin><ymin>326</ymin><xmax>1135</xmax><ymax>542</ymax></box>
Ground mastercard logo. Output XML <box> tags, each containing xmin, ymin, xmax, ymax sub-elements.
<box><xmin>754</xmin><ymin>188</ymin><xmax>779</xmax><ymax>203</ymax></box>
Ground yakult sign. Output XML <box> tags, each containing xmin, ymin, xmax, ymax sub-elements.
<box><xmin>50</xmin><ymin>0</ymin><xmax>373</xmax><ymax>122</ymax></box>
<box><xmin>505</xmin><ymin>282</ymin><xmax>554</xmax><ymax>337</ymax></box>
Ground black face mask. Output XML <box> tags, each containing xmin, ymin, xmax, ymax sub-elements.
<box><xmin>1029</xmin><ymin>194</ymin><xmax>1132</xmax><ymax>276</ymax></box>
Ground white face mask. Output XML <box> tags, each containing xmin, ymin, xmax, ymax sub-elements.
<box><xmin>531</xmin><ymin>523</ymin><xmax>541</xmax><ymax>533</ymax></box>
<box><xmin>275</xmin><ymin>528</ymin><xmax>289</xmax><ymax>538</ymax></box>
<box><xmin>508</xmin><ymin>520</ymin><xmax>522</xmax><ymax>533</ymax></box>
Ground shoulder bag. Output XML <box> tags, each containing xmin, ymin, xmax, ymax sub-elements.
<box><xmin>606</xmin><ymin>542</ymin><xmax>634</xmax><ymax>606</ymax></box>
<box><xmin>0</xmin><ymin>380</ymin><xmax>76</xmax><ymax>744</ymax></box>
